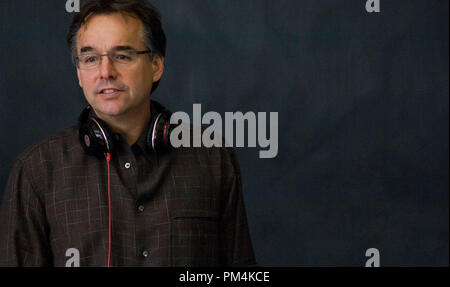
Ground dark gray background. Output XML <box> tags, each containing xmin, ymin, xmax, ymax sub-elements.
<box><xmin>0</xmin><ymin>0</ymin><xmax>448</xmax><ymax>266</ymax></box>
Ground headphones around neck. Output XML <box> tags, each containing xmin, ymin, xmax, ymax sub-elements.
<box><xmin>78</xmin><ymin>100</ymin><xmax>174</xmax><ymax>158</ymax></box>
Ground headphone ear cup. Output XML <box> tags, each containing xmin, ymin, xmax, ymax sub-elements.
<box><xmin>78</xmin><ymin>106</ymin><xmax>115</xmax><ymax>158</ymax></box>
<box><xmin>147</xmin><ymin>112</ymin><xmax>172</xmax><ymax>153</ymax></box>
<box><xmin>146</xmin><ymin>100</ymin><xmax>174</xmax><ymax>154</ymax></box>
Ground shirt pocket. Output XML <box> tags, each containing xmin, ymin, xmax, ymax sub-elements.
<box><xmin>170</xmin><ymin>209</ymin><xmax>220</xmax><ymax>266</ymax></box>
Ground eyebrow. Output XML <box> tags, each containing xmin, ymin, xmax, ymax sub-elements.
<box><xmin>79</xmin><ymin>46</ymin><xmax>136</xmax><ymax>54</ymax></box>
<box><xmin>80</xmin><ymin>46</ymin><xmax>94</xmax><ymax>53</ymax></box>
<box><xmin>113</xmin><ymin>46</ymin><xmax>135</xmax><ymax>51</ymax></box>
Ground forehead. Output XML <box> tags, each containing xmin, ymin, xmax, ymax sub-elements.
<box><xmin>76</xmin><ymin>12</ymin><xmax>146</xmax><ymax>51</ymax></box>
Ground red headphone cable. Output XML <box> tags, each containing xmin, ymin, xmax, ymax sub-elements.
<box><xmin>106</xmin><ymin>152</ymin><xmax>112</xmax><ymax>267</ymax></box>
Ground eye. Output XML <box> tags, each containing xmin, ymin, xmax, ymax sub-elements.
<box><xmin>82</xmin><ymin>55</ymin><xmax>98</xmax><ymax>64</ymax></box>
<box><xmin>114</xmin><ymin>53</ymin><xmax>133</xmax><ymax>62</ymax></box>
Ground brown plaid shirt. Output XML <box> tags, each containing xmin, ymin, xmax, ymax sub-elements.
<box><xmin>0</xmin><ymin>108</ymin><xmax>257</xmax><ymax>267</ymax></box>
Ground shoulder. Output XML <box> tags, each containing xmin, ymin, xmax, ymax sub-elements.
<box><xmin>16</xmin><ymin>125</ymin><xmax>79</xmax><ymax>164</ymax></box>
<box><xmin>5</xmin><ymin>125</ymin><xmax>80</xmax><ymax>196</ymax></box>
<box><xmin>10</xmin><ymin>126</ymin><xmax>80</xmax><ymax>183</ymax></box>
<box><xmin>170</xmin><ymin>123</ymin><xmax>240</xmax><ymax>172</ymax></box>
<box><xmin>170</xmin><ymin>145</ymin><xmax>241</xmax><ymax>179</ymax></box>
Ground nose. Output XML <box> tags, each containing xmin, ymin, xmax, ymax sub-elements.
<box><xmin>98</xmin><ymin>55</ymin><xmax>118</xmax><ymax>80</ymax></box>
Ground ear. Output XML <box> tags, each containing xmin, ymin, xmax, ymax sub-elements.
<box><xmin>76</xmin><ymin>68</ymin><xmax>83</xmax><ymax>88</ymax></box>
<box><xmin>151</xmin><ymin>55</ymin><xmax>165</xmax><ymax>83</ymax></box>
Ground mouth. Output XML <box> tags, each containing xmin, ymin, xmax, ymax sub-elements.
<box><xmin>98</xmin><ymin>88</ymin><xmax>123</xmax><ymax>97</ymax></box>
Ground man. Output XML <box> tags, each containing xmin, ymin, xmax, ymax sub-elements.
<box><xmin>0</xmin><ymin>0</ymin><xmax>257</xmax><ymax>267</ymax></box>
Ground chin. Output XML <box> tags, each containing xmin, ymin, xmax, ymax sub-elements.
<box><xmin>94</xmin><ymin>102</ymin><xmax>127</xmax><ymax>118</ymax></box>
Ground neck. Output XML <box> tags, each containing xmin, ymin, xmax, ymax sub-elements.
<box><xmin>95</xmin><ymin>100</ymin><xmax>151</xmax><ymax>146</ymax></box>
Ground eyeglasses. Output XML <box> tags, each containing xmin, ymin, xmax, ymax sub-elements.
<box><xmin>74</xmin><ymin>50</ymin><xmax>152</xmax><ymax>70</ymax></box>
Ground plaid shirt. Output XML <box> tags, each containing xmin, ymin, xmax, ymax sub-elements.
<box><xmin>0</xmin><ymin>105</ymin><xmax>257</xmax><ymax>267</ymax></box>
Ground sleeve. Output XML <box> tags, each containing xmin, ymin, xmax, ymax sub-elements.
<box><xmin>0</xmin><ymin>158</ymin><xmax>53</xmax><ymax>266</ymax></box>
<box><xmin>219</xmin><ymin>147</ymin><xmax>258</xmax><ymax>266</ymax></box>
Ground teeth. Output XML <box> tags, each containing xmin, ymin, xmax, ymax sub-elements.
<box><xmin>102</xmin><ymin>89</ymin><xmax>117</xmax><ymax>94</ymax></box>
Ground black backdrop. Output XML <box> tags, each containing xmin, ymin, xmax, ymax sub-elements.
<box><xmin>0</xmin><ymin>0</ymin><xmax>448</xmax><ymax>266</ymax></box>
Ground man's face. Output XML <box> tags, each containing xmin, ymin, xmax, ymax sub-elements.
<box><xmin>76</xmin><ymin>13</ymin><xmax>163</xmax><ymax>118</ymax></box>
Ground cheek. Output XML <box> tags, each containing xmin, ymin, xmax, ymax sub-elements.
<box><xmin>78</xmin><ymin>72</ymin><xmax>89</xmax><ymax>87</ymax></box>
<box><xmin>126</xmin><ymin>67</ymin><xmax>153</xmax><ymax>93</ymax></box>
<box><xmin>78</xmin><ymin>73</ymin><xmax>96</xmax><ymax>96</ymax></box>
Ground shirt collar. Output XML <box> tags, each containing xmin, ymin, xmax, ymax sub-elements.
<box><xmin>131</xmin><ymin>100</ymin><xmax>162</xmax><ymax>156</ymax></box>
<box><xmin>88</xmin><ymin>100</ymin><xmax>163</xmax><ymax>157</ymax></box>
<box><xmin>132</xmin><ymin>119</ymin><xmax>151</xmax><ymax>154</ymax></box>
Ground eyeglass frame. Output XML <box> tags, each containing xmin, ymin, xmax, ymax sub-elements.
<box><xmin>73</xmin><ymin>49</ymin><xmax>153</xmax><ymax>70</ymax></box>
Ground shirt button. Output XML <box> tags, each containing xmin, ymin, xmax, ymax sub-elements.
<box><xmin>138</xmin><ymin>205</ymin><xmax>145</xmax><ymax>212</ymax></box>
<box><xmin>124</xmin><ymin>162</ymin><xmax>131</xmax><ymax>169</ymax></box>
<box><xmin>142</xmin><ymin>250</ymin><xmax>149</xmax><ymax>258</ymax></box>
